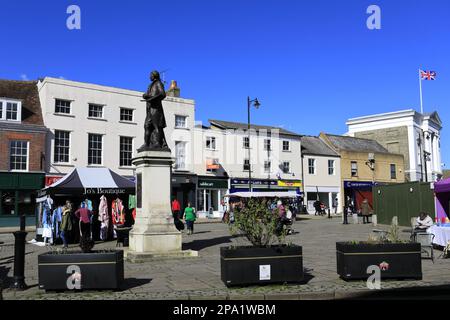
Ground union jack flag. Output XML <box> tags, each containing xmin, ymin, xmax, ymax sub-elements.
<box><xmin>420</xmin><ymin>70</ymin><xmax>437</xmax><ymax>80</ymax></box>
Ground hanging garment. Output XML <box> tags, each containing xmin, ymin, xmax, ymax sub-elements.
<box><xmin>98</xmin><ymin>195</ymin><xmax>109</xmax><ymax>240</ymax></box>
<box><xmin>52</xmin><ymin>207</ymin><xmax>63</xmax><ymax>239</ymax></box>
<box><xmin>111</xmin><ymin>198</ymin><xmax>125</xmax><ymax>225</ymax></box>
<box><xmin>42</xmin><ymin>203</ymin><xmax>53</xmax><ymax>244</ymax></box>
<box><xmin>129</xmin><ymin>195</ymin><xmax>137</xmax><ymax>209</ymax></box>
<box><xmin>132</xmin><ymin>208</ymin><xmax>136</xmax><ymax>221</ymax></box>
<box><xmin>87</xmin><ymin>199</ymin><xmax>93</xmax><ymax>211</ymax></box>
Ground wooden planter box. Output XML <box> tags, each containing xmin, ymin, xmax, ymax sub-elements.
<box><xmin>336</xmin><ymin>242</ymin><xmax>422</xmax><ymax>281</ymax></box>
<box><xmin>220</xmin><ymin>245</ymin><xmax>303</xmax><ymax>287</ymax></box>
<box><xmin>38</xmin><ymin>250</ymin><xmax>124</xmax><ymax>291</ymax></box>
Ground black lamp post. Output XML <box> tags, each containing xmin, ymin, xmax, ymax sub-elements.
<box><xmin>11</xmin><ymin>214</ymin><xmax>27</xmax><ymax>290</ymax></box>
<box><xmin>247</xmin><ymin>96</ymin><xmax>260</xmax><ymax>192</ymax></box>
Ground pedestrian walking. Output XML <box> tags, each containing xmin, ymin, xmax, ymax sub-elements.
<box><xmin>184</xmin><ymin>202</ymin><xmax>196</xmax><ymax>235</ymax></box>
<box><xmin>60</xmin><ymin>201</ymin><xmax>73</xmax><ymax>249</ymax></box>
<box><xmin>75</xmin><ymin>205</ymin><xmax>93</xmax><ymax>243</ymax></box>
<box><xmin>361</xmin><ymin>198</ymin><xmax>371</xmax><ymax>224</ymax></box>
<box><xmin>172</xmin><ymin>198</ymin><xmax>181</xmax><ymax>220</ymax></box>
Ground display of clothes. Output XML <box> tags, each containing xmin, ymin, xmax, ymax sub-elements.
<box><xmin>81</xmin><ymin>199</ymin><xmax>93</xmax><ymax>211</ymax></box>
<box><xmin>98</xmin><ymin>195</ymin><xmax>109</xmax><ymax>241</ymax></box>
<box><xmin>112</xmin><ymin>197</ymin><xmax>125</xmax><ymax>226</ymax></box>
<box><xmin>42</xmin><ymin>198</ymin><xmax>53</xmax><ymax>243</ymax></box>
<box><xmin>129</xmin><ymin>195</ymin><xmax>137</xmax><ymax>221</ymax></box>
<box><xmin>51</xmin><ymin>206</ymin><xmax>63</xmax><ymax>240</ymax></box>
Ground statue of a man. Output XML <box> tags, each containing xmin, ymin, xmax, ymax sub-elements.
<box><xmin>138</xmin><ymin>71</ymin><xmax>170</xmax><ymax>152</ymax></box>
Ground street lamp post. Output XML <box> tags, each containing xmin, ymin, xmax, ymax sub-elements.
<box><xmin>247</xmin><ymin>96</ymin><xmax>260</xmax><ymax>192</ymax></box>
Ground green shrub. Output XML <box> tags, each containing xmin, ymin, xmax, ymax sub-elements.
<box><xmin>229</xmin><ymin>198</ymin><xmax>287</xmax><ymax>247</ymax></box>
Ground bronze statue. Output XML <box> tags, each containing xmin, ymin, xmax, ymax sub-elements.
<box><xmin>138</xmin><ymin>71</ymin><xmax>170</xmax><ymax>152</ymax></box>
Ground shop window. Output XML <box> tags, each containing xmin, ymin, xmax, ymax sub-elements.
<box><xmin>120</xmin><ymin>136</ymin><xmax>133</xmax><ymax>167</ymax></box>
<box><xmin>390</xmin><ymin>164</ymin><xmax>397</xmax><ymax>179</ymax></box>
<box><xmin>10</xmin><ymin>140</ymin><xmax>28</xmax><ymax>171</ymax></box>
<box><xmin>55</xmin><ymin>99</ymin><xmax>71</xmax><ymax>114</ymax></box>
<box><xmin>308</xmin><ymin>158</ymin><xmax>316</xmax><ymax>175</ymax></box>
<box><xmin>351</xmin><ymin>161</ymin><xmax>358</xmax><ymax>177</ymax></box>
<box><xmin>120</xmin><ymin>108</ymin><xmax>134</xmax><ymax>122</ymax></box>
<box><xmin>88</xmin><ymin>133</ymin><xmax>103</xmax><ymax>165</ymax></box>
<box><xmin>88</xmin><ymin>104</ymin><xmax>104</xmax><ymax>118</ymax></box>
<box><xmin>18</xmin><ymin>191</ymin><xmax>36</xmax><ymax>216</ymax></box>
<box><xmin>54</xmin><ymin>130</ymin><xmax>70</xmax><ymax>163</ymax></box>
<box><xmin>0</xmin><ymin>191</ymin><xmax>16</xmax><ymax>215</ymax></box>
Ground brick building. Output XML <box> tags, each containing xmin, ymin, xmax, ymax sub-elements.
<box><xmin>0</xmin><ymin>80</ymin><xmax>47</xmax><ymax>227</ymax></box>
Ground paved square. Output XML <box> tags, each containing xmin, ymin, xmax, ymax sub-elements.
<box><xmin>2</xmin><ymin>217</ymin><xmax>450</xmax><ymax>300</ymax></box>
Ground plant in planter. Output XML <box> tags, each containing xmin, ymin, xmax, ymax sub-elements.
<box><xmin>220</xmin><ymin>198</ymin><xmax>303</xmax><ymax>287</ymax></box>
<box><xmin>38</xmin><ymin>238</ymin><xmax>124</xmax><ymax>291</ymax></box>
<box><xmin>336</xmin><ymin>218</ymin><xmax>422</xmax><ymax>281</ymax></box>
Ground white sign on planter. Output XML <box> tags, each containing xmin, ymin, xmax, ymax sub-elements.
<box><xmin>259</xmin><ymin>265</ymin><xmax>271</xmax><ymax>280</ymax></box>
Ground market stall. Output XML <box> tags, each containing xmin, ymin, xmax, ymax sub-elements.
<box><xmin>34</xmin><ymin>168</ymin><xmax>136</xmax><ymax>245</ymax></box>
<box><xmin>435</xmin><ymin>178</ymin><xmax>450</xmax><ymax>221</ymax></box>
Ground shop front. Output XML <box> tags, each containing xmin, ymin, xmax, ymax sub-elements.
<box><xmin>171</xmin><ymin>173</ymin><xmax>197</xmax><ymax>213</ymax></box>
<box><xmin>230</xmin><ymin>178</ymin><xmax>302</xmax><ymax>193</ymax></box>
<box><xmin>304</xmin><ymin>186</ymin><xmax>340</xmax><ymax>215</ymax></box>
<box><xmin>0</xmin><ymin>172</ymin><xmax>45</xmax><ymax>227</ymax></box>
<box><xmin>196</xmin><ymin>177</ymin><xmax>228</xmax><ymax>218</ymax></box>
<box><xmin>344</xmin><ymin>181</ymin><xmax>378</xmax><ymax>212</ymax></box>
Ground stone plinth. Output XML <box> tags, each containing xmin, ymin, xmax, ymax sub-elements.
<box><xmin>127</xmin><ymin>150</ymin><xmax>197</xmax><ymax>261</ymax></box>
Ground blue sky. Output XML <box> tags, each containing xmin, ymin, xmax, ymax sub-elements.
<box><xmin>1</xmin><ymin>0</ymin><xmax>449</xmax><ymax>167</ymax></box>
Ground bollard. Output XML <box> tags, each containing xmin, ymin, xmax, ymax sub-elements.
<box><xmin>328</xmin><ymin>208</ymin><xmax>331</xmax><ymax>219</ymax></box>
<box><xmin>11</xmin><ymin>218</ymin><xmax>28</xmax><ymax>290</ymax></box>
<box><xmin>343</xmin><ymin>206</ymin><xmax>349</xmax><ymax>224</ymax></box>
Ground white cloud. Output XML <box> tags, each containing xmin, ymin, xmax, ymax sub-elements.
<box><xmin>20</xmin><ymin>74</ymin><xmax>29</xmax><ymax>81</ymax></box>
<box><xmin>58</xmin><ymin>76</ymin><xmax>65</xmax><ymax>80</ymax></box>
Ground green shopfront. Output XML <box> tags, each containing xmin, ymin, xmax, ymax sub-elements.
<box><xmin>196</xmin><ymin>177</ymin><xmax>229</xmax><ymax>218</ymax></box>
<box><xmin>0</xmin><ymin>172</ymin><xmax>45</xmax><ymax>227</ymax></box>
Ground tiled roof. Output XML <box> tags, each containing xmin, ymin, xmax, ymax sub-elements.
<box><xmin>324</xmin><ymin>134</ymin><xmax>389</xmax><ymax>153</ymax></box>
<box><xmin>208</xmin><ymin>119</ymin><xmax>301</xmax><ymax>137</ymax></box>
<box><xmin>301</xmin><ymin>136</ymin><xmax>339</xmax><ymax>157</ymax></box>
<box><xmin>0</xmin><ymin>79</ymin><xmax>43</xmax><ymax>126</ymax></box>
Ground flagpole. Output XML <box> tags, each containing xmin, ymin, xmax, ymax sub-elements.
<box><xmin>419</xmin><ymin>68</ymin><xmax>424</xmax><ymax>114</ymax></box>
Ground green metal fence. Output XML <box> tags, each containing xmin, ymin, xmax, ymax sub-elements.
<box><xmin>373</xmin><ymin>182</ymin><xmax>435</xmax><ymax>227</ymax></box>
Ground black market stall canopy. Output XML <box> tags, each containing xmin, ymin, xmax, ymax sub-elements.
<box><xmin>39</xmin><ymin>168</ymin><xmax>135</xmax><ymax>198</ymax></box>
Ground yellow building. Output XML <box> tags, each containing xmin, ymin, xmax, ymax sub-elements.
<box><xmin>320</xmin><ymin>133</ymin><xmax>405</xmax><ymax>212</ymax></box>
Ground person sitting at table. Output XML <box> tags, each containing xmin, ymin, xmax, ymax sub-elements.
<box><xmin>415</xmin><ymin>212</ymin><xmax>433</xmax><ymax>231</ymax></box>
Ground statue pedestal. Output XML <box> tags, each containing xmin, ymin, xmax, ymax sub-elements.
<box><xmin>127</xmin><ymin>150</ymin><xmax>197</xmax><ymax>262</ymax></box>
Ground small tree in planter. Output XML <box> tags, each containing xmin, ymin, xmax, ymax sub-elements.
<box><xmin>220</xmin><ymin>198</ymin><xmax>303</xmax><ymax>287</ymax></box>
<box><xmin>336</xmin><ymin>218</ymin><xmax>422</xmax><ymax>281</ymax></box>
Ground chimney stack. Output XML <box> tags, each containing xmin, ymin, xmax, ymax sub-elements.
<box><xmin>166</xmin><ymin>80</ymin><xmax>180</xmax><ymax>97</ymax></box>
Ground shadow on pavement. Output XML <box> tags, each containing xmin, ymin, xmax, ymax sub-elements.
<box><xmin>188</xmin><ymin>231</ymin><xmax>211</xmax><ymax>235</ymax></box>
<box><xmin>339</xmin><ymin>284</ymin><xmax>450</xmax><ymax>300</ymax></box>
<box><xmin>302</xmin><ymin>268</ymin><xmax>315</xmax><ymax>284</ymax></box>
<box><xmin>121</xmin><ymin>278</ymin><xmax>152</xmax><ymax>290</ymax></box>
<box><xmin>182</xmin><ymin>236</ymin><xmax>233</xmax><ymax>251</ymax></box>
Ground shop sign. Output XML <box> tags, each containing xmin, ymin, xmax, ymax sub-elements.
<box><xmin>277</xmin><ymin>180</ymin><xmax>302</xmax><ymax>188</ymax></box>
<box><xmin>45</xmin><ymin>176</ymin><xmax>63</xmax><ymax>187</ymax></box>
<box><xmin>84</xmin><ymin>188</ymin><xmax>127</xmax><ymax>195</ymax></box>
<box><xmin>231</xmin><ymin>179</ymin><xmax>277</xmax><ymax>187</ymax></box>
<box><xmin>198</xmin><ymin>178</ymin><xmax>228</xmax><ymax>189</ymax></box>
<box><xmin>344</xmin><ymin>181</ymin><xmax>377</xmax><ymax>189</ymax></box>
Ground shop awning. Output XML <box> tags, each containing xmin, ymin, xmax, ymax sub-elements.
<box><xmin>39</xmin><ymin>167</ymin><xmax>135</xmax><ymax>197</ymax></box>
<box><xmin>435</xmin><ymin>178</ymin><xmax>450</xmax><ymax>193</ymax></box>
<box><xmin>224</xmin><ymin>191</ymin><xmax>301</xmax><ymax>198</ymax></box>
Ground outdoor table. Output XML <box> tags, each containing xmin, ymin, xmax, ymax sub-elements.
<box><xmin>427</xmin><ymin>225</ymin><xmax>450</xmax><ymax>247</ymax></box>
